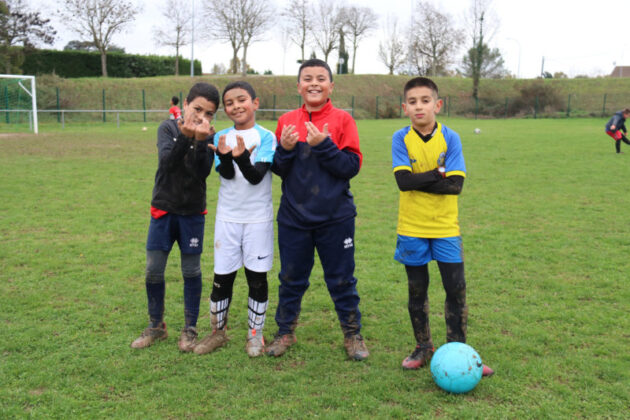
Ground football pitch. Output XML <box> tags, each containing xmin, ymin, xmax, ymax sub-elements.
<box><xmin>1</xmin><ymin>118</ymin><xmax>629</xmax><ymax>418</ymax></box>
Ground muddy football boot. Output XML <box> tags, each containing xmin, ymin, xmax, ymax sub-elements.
<box><xmin>178</xmin><ymin>326</ymin><xmax>198</xmax><ymax>352</ymax></box>
<box><xmin>245</xmin><ymin>329</ymin><xmax>265</xmax><ymax>357</ymax></box>
<box><xmin>131</xmin><ymin>322</ymin><xmax>168</xmax><ymax>349</ymax></box>
<box><xmin>401</xmin><ymin>345</ymin><xmax>435</xmax><ymax>370</ymax></box>
<box><xmin>193</xmin><ymin>329</ymin><xmax>228</xmax><ymax>355</ymax></box>
<box><xmin>265</xmin><ymin>333</ymin><xmax>296</xmax><ymax>357</ymax></box>
<box><xmin>344</xmin><ymin>334</ymin><xmax>369</xmax><ymax>361</ymax></box>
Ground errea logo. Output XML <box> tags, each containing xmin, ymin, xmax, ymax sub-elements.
<box><xmin>343</xmin><ymin>237</ymin><xmax>353</xmax><ymax>249</ymax></box>
<box><xmin>189</xmin><ymin>237</ymin><xmax>200</xmax><ymax>248</ymax></box>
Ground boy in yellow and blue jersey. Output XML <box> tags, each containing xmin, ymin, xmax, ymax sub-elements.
<box><xmin>392</xmin><ymin>77</ymin><xmax>493</xmax><ymax>376</ymax></box>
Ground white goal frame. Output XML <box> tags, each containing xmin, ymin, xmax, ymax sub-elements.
<box><xmin>0</xmin><ymin>74</ymin><xmax>38</xmax><ymax>134</ymax></box>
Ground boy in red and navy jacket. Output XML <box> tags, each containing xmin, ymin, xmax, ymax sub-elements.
<box><xmin>265</xmin><ymin>59</ymin><xmax>369</xmax><ymax>361</ymax></box>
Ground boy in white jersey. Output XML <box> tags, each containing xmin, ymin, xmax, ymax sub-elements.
<box><xmin>194</xmin><ymin>81</ymin><xmax>276</xmax><ymax>357</ymax></box>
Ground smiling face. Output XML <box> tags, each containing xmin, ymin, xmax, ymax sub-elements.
<box><xmin>223</xmin><ymin>87</ymin><xmax>259</xmax><ymax>130</ymax></box>
<box><xmin>402</xmin><ymin>86</ymin><xmax>443</xmax><ymax>133</ymax></box>
<box><xmin>183</xmin><ymin>96</ymin><xmax>217</xmax><ymax>125</ymax></box>
<box><xmin>297</xmin><ymin>66</ymin><xmax>334</xmax><ymax>112</ymax></box>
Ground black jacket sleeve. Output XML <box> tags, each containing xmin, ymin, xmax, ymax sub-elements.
<box><xmin>234</xmin><ymin>149</ymin><xmax>270</xmax><ymax>185</ymax></box>
<box><xmin>216</xmin><ymin>151</ymin><xmax>235</xmax><ymax>179</ymax></box>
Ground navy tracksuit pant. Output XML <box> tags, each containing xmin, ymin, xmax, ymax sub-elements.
<box><xmin>274</xmin><ymin>217</ymin><xmax>362</xmax><ymax>337</ymax></box>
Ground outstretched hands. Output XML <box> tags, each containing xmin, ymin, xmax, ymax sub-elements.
<box><xmin>178</xmin><ymin>115</ymin><xmax>215</xmax><ymax>141</ymax></box>
<box><xmin>208</xmin><ymin>134</ymin><xmax>256</xmax><ymax>157</ymax></box>
<box><xmin>305</xmin><ymin>122</ymin><xmax>328</xmax><ymax>147</ymax></box>
<box><xmin>280</xmin><ymin>122</ymin><xmax>329</xmax><ymax>150</ymax></box>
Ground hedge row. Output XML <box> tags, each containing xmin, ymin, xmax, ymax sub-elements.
<box><xmin>22</xmin><ymin>49</ymin><xmax>202</xmax><ymax>78</ymax></box>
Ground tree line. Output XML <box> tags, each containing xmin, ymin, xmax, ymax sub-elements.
<box><xmin>2</xmin><ymin>0</ymin><xmax>507</xmax><ymax>97</ymax></box>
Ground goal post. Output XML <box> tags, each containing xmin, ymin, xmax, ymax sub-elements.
<box><xmin>0</xmin><ymin>74</ymin><xmax>38</xmax><ymax>134</ymax></box>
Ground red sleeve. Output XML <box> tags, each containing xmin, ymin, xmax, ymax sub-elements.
<box><xmin>338</xmin><ymin>112</ymin><xmax>362</xmax><ymax>167</ymax></box>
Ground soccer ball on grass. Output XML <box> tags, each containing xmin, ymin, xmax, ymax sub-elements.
<box><xmin>430</xmin><ymin>342</ymin><xmax>483</xmax><ymax>394</ymax></box>
<box><xmin>473</xmin><ymin>128</ymin><xmax>481</xmax><ymax>134</ymax></box>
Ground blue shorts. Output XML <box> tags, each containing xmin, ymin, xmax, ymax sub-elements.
<box><xmin>146</xmin><ymin>213</ymin><xmax>205</xmax><ymax>254</ymax></box>
<box><xmin>394</xmin><ymin>235</ymin><xmax>463</xmax><ymax>266</ymax></box>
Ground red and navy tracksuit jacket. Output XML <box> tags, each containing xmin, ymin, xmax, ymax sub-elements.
<box><xmin>272</xmin><ymin>99</ymin><xmax>362</xmax><ymax>229</ymax></box>
<box><xmin>271</xmin><ymin>100</ymin><xmax>364</xmax><ymax>337</ymax></box>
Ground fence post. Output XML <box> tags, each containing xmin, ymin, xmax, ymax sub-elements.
<box><xmin>375</xmin><ymin>96</ymin><xmax>379</xmax><ymax>119</ymax></box>
<box><xmin>602</xmin><ymin>93</ymin><xmax>607</xmax><ymax>116</ymax></box>
<box><xmin>399</xmin><ymin>95</ymin><xmax>403</xmax><ymax>118</ymax></box>
<box><xmin>142</xmin><ymin>89</ymin><xmax>147</xmax><ymax>123</ymax></box>
<box><xmin>351</xmin><ymin>96</ymin><xmax>355</xmax><ymax>118</ymax></box>
<box><xmin>505</xmin><ymin>98</ymin><xmax>508</xmax><ymax>118</ymax></box>
<box><xmin>56</xmin><ymin>87</ymin><xmax>61</xmax><ymax>123</ymax></box>
<box><xmin>117</xmin><ymin>112</ymin><xmax>120</xmax><ymax>128</ymax></box>
<box><xmin>447</xmin><ymin>95</ymin><xmax>451</xmax><ymax>117</ymax></box>
<box><xmin>298</xmin><ymin>95</ymin><xmax>301</xmax><ymax>108</ymax></box>
<box><xmin>102</xmin><ymin>89</ymin><xmax>106</xmax><ymax>123</ymax></box>
<box><xmin>272</xmin><ymin>94</ymin><xmax>276</xmax><ymax>120</ymax></box>
<box><xmin>4</xmin><ymin>86</ymin><xmax>8</xmax><ymax>123</ymax></box>
<box><xmin>566</xmin><ymin>94</ymin><xmax>571</xmax><ymax>117</ymax></box>
<box><xmin>534</xmin><ymin>96</ymin><xmax>538</xmax><ymax>119</ymax></box>
<box><xmin>62</xmin><ymin>110</ymin><xmax>65</xmax><ymax>129</ymax></box>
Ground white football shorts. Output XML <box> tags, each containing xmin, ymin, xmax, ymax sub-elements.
<box><xmin>213</xmin><ymin>219</ymin><xmax>274</xmax><ymax>274</ymax></box>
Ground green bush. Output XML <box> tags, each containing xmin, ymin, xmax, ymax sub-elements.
<box><xmin>508</xmin><ymin>80</ymin><xmax>563</xmax><ymax>116</ymax></box>
<box><xmin>22</xmin><ymin>49</ymin><xmax>202</xmax><ymax>78</ymax></box>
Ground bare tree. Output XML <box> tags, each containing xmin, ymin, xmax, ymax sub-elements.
<box><xmin>237</xmin><ymin>0</ymin><xmax>274</xmax><ymax>76</ymax></box>
<box><xmin>342</xmin><ymin>5</ymin><xmax>377</xmax><ymax>74</ymax></box>
<box><xmin>204</xmin><ymin>0</ymin><xmax>274</xmax><ymax>76</ymax></box>
<box><xmin>408</xmin><ymin>1</ymin><xmax>464</xmax><ymax>77</ymax></box>
<box><xmin>153</xmin><ymin>0</ymin><xmax>191</xmax><ymax>76</ymax></box>
<box><xmin>281</xmin><ymin>0</ymin><xmax>312</xmax><ymax>63</ymax></box>
<box><xmin>203</xmin><ymin>0</ymin><xmax>242</xmax><ymax>74</ymax></box>
<box><xmin>311</xmin><ymin>0</ymin><xmax>343</xmax><ymax>64</ymax></box>
<box><xmin>377</xmin><ymin>15</ymin><xmax>405</xmax><ymax>75</ymax></box>
<box><xmin>1</xmin><ymin>0</ymin><xmax>56</xmax><ymax>72</ymax></box>
<box><xmin>461</xmin><ymin>0</ymin><xmax>500</xmax><ymax>99</ymax></box>
<box><xmin>59</xmin><ymin>0</ymin><xmax>138</xmax><ymax>77</ymax></box>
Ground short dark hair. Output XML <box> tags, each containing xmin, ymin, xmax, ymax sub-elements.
<box><xmin>298</xmin><ymin>58</ymin><xmax>333</xmax><ymax>82</ymax></box>
<box><xmin>185</xmin><ymin>82</ymin><xmax>220</xmax><ymax>108</ymax></box>
<box><xmin>222</xmin><ymin>80</ymin><xmax>257</xmax><ymax>104</ymax></box>
<box><xmin>623</xmin><ymin>108</ymin><xmax>630</xmax><ymax>114</ymax></box>
<box><xmin>171</xmin><ymin>96</ymin><xmax>179</xmax><ymax>106</ymax></box>
<box><xmin>403</xmin><ymin>77</ymin><xmax>439</xmax><ymax>99</ymax></box>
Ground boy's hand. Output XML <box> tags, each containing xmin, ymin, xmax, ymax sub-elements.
<box><xmin>280</xmin><ymin>124</ymin><xmax>299</xmax><ymax>151</ymax></box>
<box><xmin>232</xmin><ymin>135</ymin><xmax>256</xmax><ymax>158</ymax></box>
<box><xmin>193</xmin><ymin>118</ymin><xmax>212</xmax><ymax>141</ymax></box>
<box><xmin>178</xmin><ymin>114</ymin><xmax>196</xmax><ymax>138</ymax></box>
<box><xmin>178</xmin><ymin>115</ymin><xmax>213</xmax><ymax>141</ymax></box>
<box><xmin>208</xmin><ymin>134</ymin><xmax>232</xmax><ymax>154</ymax></box>
<box><xmin>305</xmin><ymin>122</ymin><xmax>328</xmax><ymax>147</ymax></box>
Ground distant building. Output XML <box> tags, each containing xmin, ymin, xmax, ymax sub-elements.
<box><xmin>611</xmin><ymin>66</ymin><xmax>630</xmax><ymax>77</ymax></box>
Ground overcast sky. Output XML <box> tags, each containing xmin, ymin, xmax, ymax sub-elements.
<box><xmin>30</xmin><ymin>0</ymin><xmax>630</xmax><ymax>78</ymax></box>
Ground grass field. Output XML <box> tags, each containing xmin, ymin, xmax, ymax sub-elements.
<box><xmin>1</xmin><ymin>117</ymin><xmax>630</xmax><ymax>418</ymax></box>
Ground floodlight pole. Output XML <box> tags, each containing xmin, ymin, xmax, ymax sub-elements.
<box><xmin>190</xmin><ymin>0</ymin><xmax>195</xmax><ymax>77</ymax></box>
<box><xmin>506</xmin><ymin>37</ymin><xmax>521</xmax><ymax>79</ymax></box>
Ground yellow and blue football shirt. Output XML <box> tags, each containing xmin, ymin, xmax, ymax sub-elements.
<box><xmin>391</xmin><ymin>122</ymin><xmax>466</xmax><ymax>238</ymax></box>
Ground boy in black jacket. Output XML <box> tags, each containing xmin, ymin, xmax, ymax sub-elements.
<box><xmin>131</xmin><ymin>82</ymin><xmax>219</xmax><ymax>352</ymax></box>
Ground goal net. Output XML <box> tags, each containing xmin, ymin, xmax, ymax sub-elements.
<box><xmin>0</xmin><ymin>75</ymin><xmax>38</xmax><ymax>134</ymax></box>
